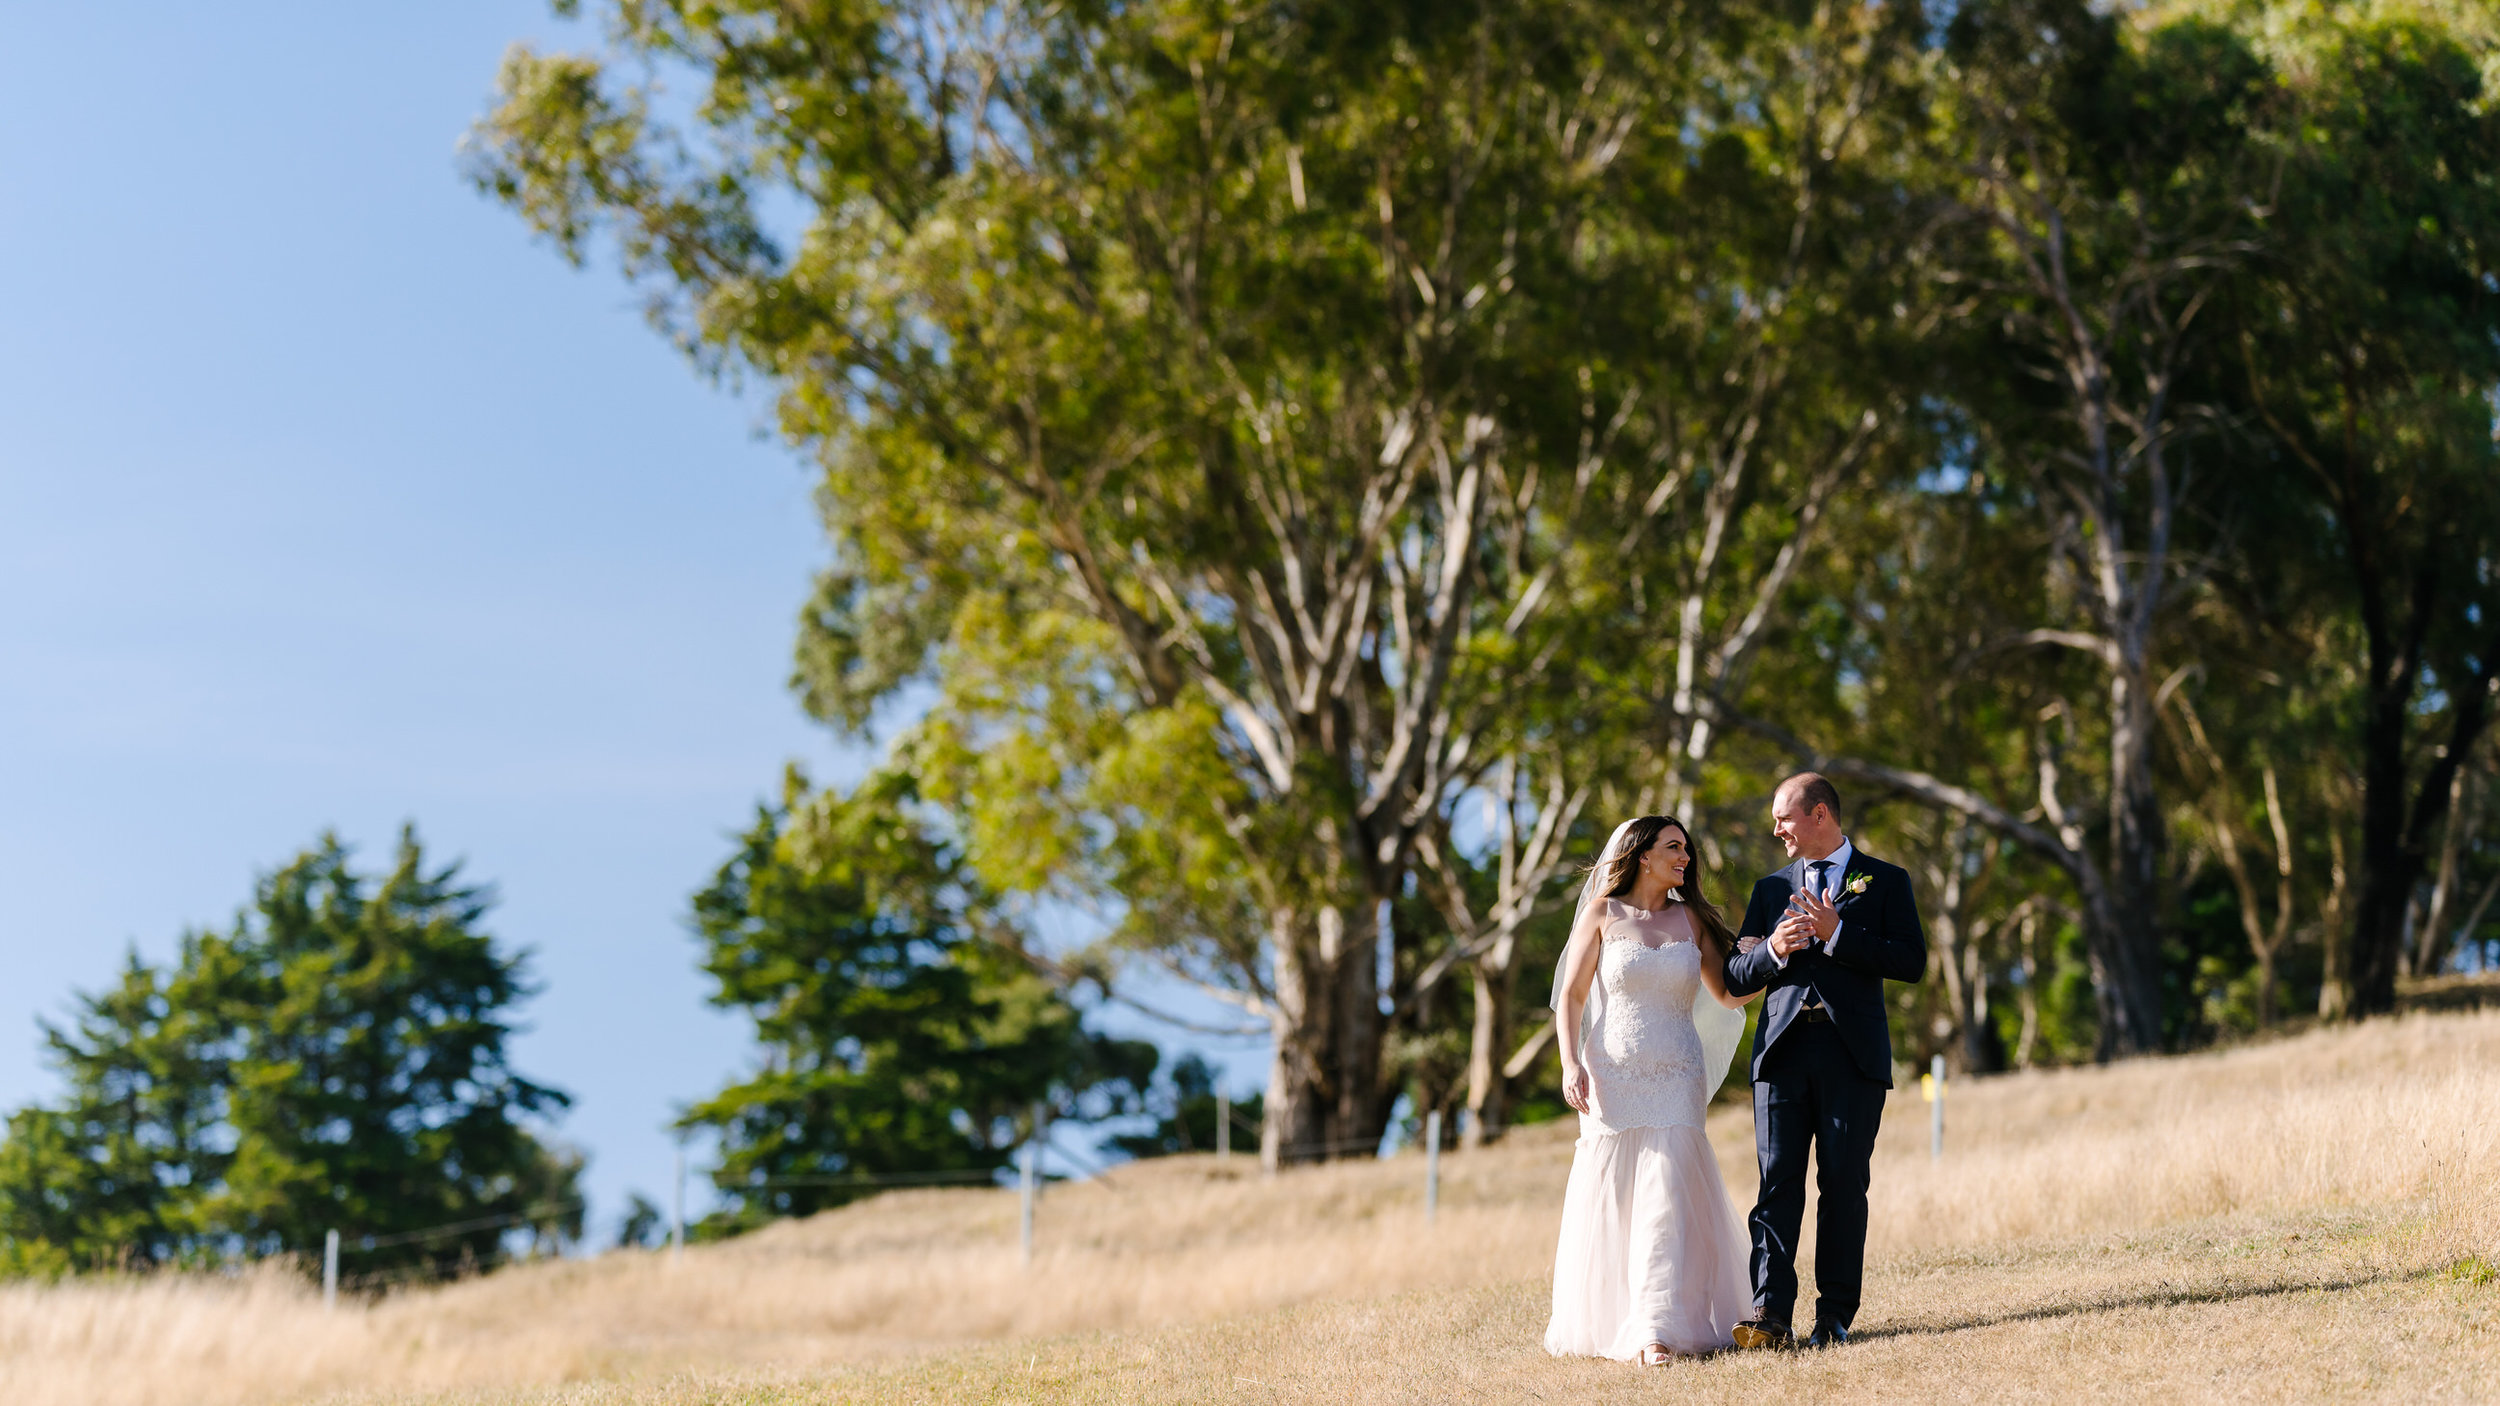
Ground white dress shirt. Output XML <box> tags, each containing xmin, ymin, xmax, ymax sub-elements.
<box><xmin>1771</xmin><ymin>836</ymin><xmax>1853</xmax><ymax>970</ymax></box>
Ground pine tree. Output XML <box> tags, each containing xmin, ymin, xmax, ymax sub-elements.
<box><xmin>684</xmin><ymin>769</ymin><xmax>1155</xmax><ymax>1232</ymax></box>
<box><xmin>0</xmin><ymin>829</ymin><xmax>576</xmax><ymax>1279</ymax></box>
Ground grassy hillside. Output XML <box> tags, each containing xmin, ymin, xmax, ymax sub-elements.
<box><xmin>4</xmin><ymin>1008</ymin><xmax>2496</xmax><ymax>1405</ymax></box>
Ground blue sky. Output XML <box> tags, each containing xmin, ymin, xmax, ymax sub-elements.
<box><xmin>0</xmin><ymin>3</ymin><xmax>1268</xmax><ymax>1244</ymax></box>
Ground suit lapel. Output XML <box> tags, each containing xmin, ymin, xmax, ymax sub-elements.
<box><xmin>1832</xmin><ymin>850</ymin><xmax>1876</xmax><ymax>916</ymax></box>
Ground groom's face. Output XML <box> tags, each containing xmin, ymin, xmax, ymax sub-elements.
<box><xmin>1771</xmin><ymin>788</ymin><xmax>1840</xmax><ymax>860</ymax></box>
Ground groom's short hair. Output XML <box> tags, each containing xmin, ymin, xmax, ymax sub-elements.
<box><xmin>1780</xmin><ymin>772</ymin><xmax>1843</xmax><ymax>822</ymax></box>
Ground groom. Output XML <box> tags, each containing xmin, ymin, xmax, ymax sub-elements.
<box><xmin>1724</xmin><ymin>773</ymin><xmax>1926</xmax><ymax>1349</ymax></box>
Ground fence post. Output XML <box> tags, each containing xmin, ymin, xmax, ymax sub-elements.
<box><xmin>671</xmin><ymin>1138</ymin><xmax>686</xmax><ymax>1261</ymax></box>
<box><xmin>1030</xmin><ymin>1100</ymin><xmax>1049</xmax><ymax>1201</ymax></box>
<box><xmin>1424</xmin><ymin>1110</ymin><xmax>1441</xmax><ymax>1224</ymax></box>
<box><xmin>1927</xmin><ymin>1053</ymin><xmax>1947</xmax><ymax>1161</ymax></box>
<box><xmin>1018</xmin><ymin>1140</ymin><xmax>1037</xmax><ymax>1266</ymax></box>
<box><xmin>322</xmin><ymin>1228</ymin><xmax>339</xmax><ymax>1307</ymax></box>
<box><xmin>1216</xmin><ymin>1091</ymin><xmax>1231</xmax><ymax>1161</ymax></box>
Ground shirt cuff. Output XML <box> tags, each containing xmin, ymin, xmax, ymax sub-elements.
<box><xmin>1770</xmin><ymin>947</ymin><xmax>1788</xmax><ymax>970</ymax></box>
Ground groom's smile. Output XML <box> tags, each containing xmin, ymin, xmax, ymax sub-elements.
<box><xmin>1770</xmin><ymin>782</ymin><xmax>1843</xmax><ymax>864</ymax></box>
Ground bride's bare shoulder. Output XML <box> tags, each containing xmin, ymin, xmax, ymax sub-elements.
<box><xmin>1588</xmin><ymin>898</ymin><xmax>1640</xmax><ymax>943</ymax></box>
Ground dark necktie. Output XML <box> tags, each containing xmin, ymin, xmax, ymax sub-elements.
<box><xmin>1802</xmin><ymin>860</ymin><xmax>1833</xmax><ymax>1010</ymax></box>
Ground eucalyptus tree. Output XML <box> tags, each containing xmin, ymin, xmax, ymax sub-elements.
<box><xmin>1379</xmin><ymin>0</ymin><xmax>1937</xmax><ymax>1142</ymax></box>
<box><xmin>476</xmin><ymin>0</ymin><xmax>1743</xmax><ymax>1164</ymax></box>
<box><xmin>2149</xmin><ymin>378</ymin><xmax>2364</xmax><ymax>1030</ymax></box>
<box><xmin>1712</xmin><ymin>0</ymin><xmax>2285</xmax><ymax>1058</ymax></box>
<box><xmin>1918</xmin><ymin>0</ymin><xmax>2289</xmax><ymax>1054</ymax></box>
<box><xmin>477</xmin><ymin>0</ymin><xmax>1940</xmax><ymax>1155</ymax></box>
<box><xmin>2224</xmin><ymin>12</ymin><xmax>2500</xmax><ymax>1017</ymax></box>
<box><xmin>1808</xmin><ymin>452</ymin><xmax>2078</xmax><ymax>1069</ymax></box>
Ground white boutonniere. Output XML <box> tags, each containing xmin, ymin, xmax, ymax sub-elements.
<box><xmin>1843</xmin><ymin>871</ymin><xmax>1872</xmax><ymax>897</ymax></box>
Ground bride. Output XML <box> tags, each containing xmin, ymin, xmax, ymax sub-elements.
<box><xmin>1544</xmin><ymin>815</ymin><xmax>1756</xmax><ymax>1365</ymax></box>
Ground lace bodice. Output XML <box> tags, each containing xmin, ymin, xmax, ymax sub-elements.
<box><xmin>1582</xmin><ymin>899</ymin><xmax>1710</xmax><ymax>1133</ymax></box>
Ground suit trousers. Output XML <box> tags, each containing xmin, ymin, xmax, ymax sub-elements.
<box><xmin>1749</xmin><ymin>1018</ymin><xmax>1887</xmax><ymax>1330</ymax></box>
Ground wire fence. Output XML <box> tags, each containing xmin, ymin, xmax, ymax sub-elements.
<box><xmin>735</xmin><ymin>1169</ymin><xmax>1007</xmax><ymax>1189</ymax></box>
<box><xmin>310</xmin><ymin>1103</ymin><xmax>1450</xmax><ymax>1299</ymax></box>
<box><xmin>318</xmin><ymin>1194</ymin><xmax>586</xmax><ymax>1296</ymax></box>
<box><xmin>348</xmin><ymin>1197</ymin><xmax>586</xmax><ymax>1251</ymax></box>
<box><xmin>335</xmin><ymin>1239</ymin><xmax>553</xmax><ymax>1294</ymax></box>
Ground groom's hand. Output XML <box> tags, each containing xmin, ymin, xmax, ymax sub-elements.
<box><xmin>1796</xmin><ymin>887</ymin><xmax>1841</xmax><ymax>941</ymax></box>
<box><xmin>1769</xmin><ymin>913</ymin><xmax>1817</xmax><ymax>959</ymax></box>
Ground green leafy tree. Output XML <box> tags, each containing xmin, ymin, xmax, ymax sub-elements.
<box><xmin>2223</xmin><ymin>10</ymin><xmax>2500</xmax><ymax>1017</ymax></box>
<box><xmin>472</xmin><ymin>0</ymin><xmax>1946</xmax><ymax>1164</ymax></box>
<box><xmin>204</xmin><ymin>832</ymin><xmax>580</xmax><ymax>1269</ymax></box>
<box><xmin>0</xmin><ymin>952</ymin><xmax>229</xmax><ymax>1273</ymax></box>
<box><xmin>683</xmin><ymin>769</ymin><xmax>1155</xmax><ymax>1231</ymax></box>
<box><xmin>466</xmin><ymin>0</ymin><xmax>2500</xmax><ymax>1107</ymax></box>
<box><xmin>1397</xmin><ymin>0</ymin><xmax>1939</xmax><ymax>1143</ymax></box>
<box><xmin>0</xmin><ymin>830</ymin><xmax>578</xmax><ymax>1279</ymax></box>
<box><xmin>1721</xmin><ymin>0</ymin><xmax>2313</xmax><ymax>1058</ymax></box>
<box><xmin>1912</xmin><ymin>0</ymin><xmax>2275</xmax><ymax>1055</ymax></box>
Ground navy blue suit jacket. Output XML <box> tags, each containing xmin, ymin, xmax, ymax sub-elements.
<box><xmin>1723</xmin><ymin>850</ymin><xmax>1926</xmax><ymax>1087</ymax></box>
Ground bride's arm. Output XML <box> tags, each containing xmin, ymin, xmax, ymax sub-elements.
<box><xmin>1554</xmin><ymin>909</ymin><xmax>1605</xmax><ymax>1113</ymax></box>
<box><xmin>1696</xmin><ymin>929</ymin><xmax>1754</xmax><ymax>1009</ymax></box>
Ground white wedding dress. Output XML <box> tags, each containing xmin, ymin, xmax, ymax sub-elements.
<box><xmin>1544</xmin><ymin>898</ymin><xmax>1753</xmax><ymax>1359</ymax></box>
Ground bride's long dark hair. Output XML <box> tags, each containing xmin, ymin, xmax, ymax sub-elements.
<box><xmin>1589</xmin><ymin>815</ymin><xmax>1737</xmax><ymax>957</ymax></box>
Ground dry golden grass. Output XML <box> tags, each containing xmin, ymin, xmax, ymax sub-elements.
<box><xmin>3</xmin><ymin>1008</ymin><xmax>2494</xmax><ymax>1406</ymax></box>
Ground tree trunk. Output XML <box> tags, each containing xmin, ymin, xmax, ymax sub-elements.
<box><xmin>2075</xmin><ymin>888</ymin><xmax>2158</xmax><ymax>1060</ymax></box>
<box><xmin>1460</xmin><ymin>936</ymin><xmax>1518</xmax><ymax>1149</ymax></box>
<box><xmin>2344</xmin><ymin>847</ymin><xmax>2419</xmax><ymax>1017</ymax></box>
<box><xmin>1921</xmin><ymin>818</ymin><xmax>2002</xmax><ymax>1074</ymax></box>
<box><xmin>2318</xmin><ymin>820</ymin><xmax>2352</xmax><ymax>1019</ymax></box>
<box><xmin>2201</xmin><ymin>757</ymin><xmax>2297</xmax><ymax>1030</ymax></box>
<box><xmin>2442</xmin><ymin>871</ymin><xmax>2500</xmax><ymax>978</ymax></box>
<box><xmin>1961</xmin><ymin>938</ymin><xmax>2004</xmax><ymax>1073</ymax></box>
<box><xmin>1260</xmin><ymin>902</ymin><xmax>1389</xmax><ymax>1170</ymax></box>
<box><xmin>2410</xmin><ymin>764</ymin><xmax>2480</xmax><ymax>977</ymax></box>
<box><xmin>2039</xmin><ymin>695</ymin><xmax>2161</xmax><ymax>1059</ymax></box>
<box><xmin>2098</xmin><ymin>667</ymin><xmax>2169</xmax><ymax>1056</ymax></box>
<box><xmin>2013</xmin><ymin>910</ymin><xmax>2041</xmax><ymax>1069</ymax></box>
<box><xmin>2335</xmin><ymin>630</ymin><xmax>2419</xmax><ymax>1016</ymax></box>
<box><xmin>1261</xmin><ymin>909</ymin><xmax>1326</xmax><ymax>1170</ymax></box>
<box><xmin>2333</xmin><ymin>601</ymin><xmax>2498</xmax><ymax>1016</ymax></box>
<box><xmin>1327</xmin><ymin>903</ymin><xmax>1385</xmax><ymax>1151</ymax></box>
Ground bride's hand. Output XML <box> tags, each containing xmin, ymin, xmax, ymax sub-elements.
<box><xmin>1561</xmin><ymin>1060</ymin><xmax>1592</xmax><ymax>1114</ymax></box>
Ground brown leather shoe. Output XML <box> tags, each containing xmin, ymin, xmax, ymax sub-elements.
<box><xmin>1731</xmin><ymin>1317</ymin><xmax>1794</xmax><ymax>1350</ymax></box>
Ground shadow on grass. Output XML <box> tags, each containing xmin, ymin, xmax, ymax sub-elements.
<box><xmin>1851</xmin><ymin>1264</ymin><xmax>2441</xmax><ymax>1342</ymax></box>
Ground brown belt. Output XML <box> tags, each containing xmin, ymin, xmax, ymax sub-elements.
<box><xmin>1799</xmin><ymin>1005</ymin><xmax>1833</xmax><ymax>1024</ymax></box>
